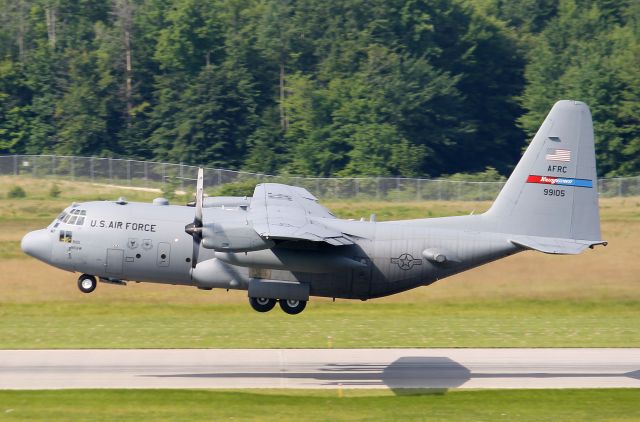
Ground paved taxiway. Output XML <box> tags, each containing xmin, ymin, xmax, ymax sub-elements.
<box><xmin>1</xmin><ymin>348</ymin><xmax>638</xmax><ymax>390</ymax></box>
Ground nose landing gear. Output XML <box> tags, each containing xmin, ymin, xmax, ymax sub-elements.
<box><xmin>77</xmin><ymin>274</ymin><xmax>97</xmax><ymax>293</ymax></box>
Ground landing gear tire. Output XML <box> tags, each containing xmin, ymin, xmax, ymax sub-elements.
<box><xmin>279</xmin><ymin>299</ymin><xmax>307</xmax><ymax>315</ymax></box>
<box><xmin>77</xmin><ymin>274</ymin><xmax>97</xmax><ymax>294</ymax></box>
<box><xmin>249</xmin><ymin>297</ymin><xmax>277</xmax><ymax>313</ymax></box>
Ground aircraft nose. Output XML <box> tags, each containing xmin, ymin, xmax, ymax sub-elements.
<box><xmin>21</xmin><ymin>229</ymin><xmax>52</xmax><ymax>262</ymax></box>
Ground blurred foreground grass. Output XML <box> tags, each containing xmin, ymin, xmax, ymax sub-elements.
<box><xmin>0</xmin><ymin>389</ymin><xmax>638</xmax><ymax>421</ymax></box>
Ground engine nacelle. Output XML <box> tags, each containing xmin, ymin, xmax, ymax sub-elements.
<box><xmin>191</xmin><ymin>258</ymin><xmax>247</xmax><ymax>289</ymax></box>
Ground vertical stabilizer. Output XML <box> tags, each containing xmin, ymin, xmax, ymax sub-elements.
<box><xmin>485</xmin><ymin>100</ymin><xmax>602</xmax><ymax>243</ymax></box>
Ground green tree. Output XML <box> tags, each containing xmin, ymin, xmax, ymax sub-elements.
<box><xmin>158</xmin><ymin>60</ymin><xmax>258</xmax><ymax>167</ymax></box>
<box><xmin>520</xmin><ymin>0</ymin><xmax>640</xmax><ymax>176</ymax></box>
<box><xmin>0</xmin><ymin>60</ymin><xmax>32</xmax><ymax>153</ymax></box>
<box><xmin>54</xmin><ymin>51</ymin><xmax>109</xmax><ymax>155</ymax></box>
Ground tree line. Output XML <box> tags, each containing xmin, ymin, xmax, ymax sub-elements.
<box><xmin>0</xmin><ymin>0</ymin><xmax>638</xmax><ymax>178</ymax></box>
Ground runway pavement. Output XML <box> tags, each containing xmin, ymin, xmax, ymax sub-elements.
<box><xmin>1</xmin><ymin>348</ymin><xmax>639</xmax><ymax>390</ymax></box>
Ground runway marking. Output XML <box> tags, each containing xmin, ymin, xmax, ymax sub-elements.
<box><xmin>0</xmin><ymin>348</ymin><xmax>639</xmax><ymax>390</ymax></box>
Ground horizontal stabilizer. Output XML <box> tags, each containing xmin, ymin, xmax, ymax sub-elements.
<box><xmin>510</xmin><ymin>235</ymin><xmax>607</xmax><ymax>255</ymax></box>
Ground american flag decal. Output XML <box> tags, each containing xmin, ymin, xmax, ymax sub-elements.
<box><xmin>545</xmin><ymin>148</ymin><xmax>571</xmax><ymax>162</ymax></box>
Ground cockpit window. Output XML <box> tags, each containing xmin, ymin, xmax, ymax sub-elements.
<box><xmin>54</xmin><ymin>209</ymin><xmax>87</xmax><ymax>227</ymax></box>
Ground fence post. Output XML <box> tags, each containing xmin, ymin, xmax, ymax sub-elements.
<box><xmin>144</xmin><ymin>161</ymin><xmax>148</xmax><ymax>187</ymax></box>
<box><xmin>90</xmin><ymin>157</ymin><xmax>94</xmax><ymax>181</ymax></box>
<box><xmin>127</xmin><ymin>160</ymin><xmax>131</xmax><ymax>185</ymax></box>
<box><xmin>416</xmin><ymin>179</ymin><xmax>420</xmax><ymax>201</ymax></box>
<box><xmin>598</xmin><ymin>178</ymin><xmax>603</xmax><ymax>196</ymax></box>
<box><xmin>13</xmin><ymin>155</ymin><xmax>17</xmax><ymax>175</ymax></box>
<box><xmin>51</xmin><ymin>155</ymin><xmax>55</xmax><ymax>176</ymax></box>
<box><xmin>179</xmin><ymin>162</ymin><xmax>184</xmax><ymax>190</ymax></box>
<box><xmin>71</xmin><ymin>156</ymin><xmax>75</xmax><ymax>180</ymax></box>
<box><xmin>618</xmin><ymin>178</ymin><xmax>623</xmax><ymax>197</ymax></box>
<box><xmin>109</xmin><ymin>157</ymin><xmax>112</xmax><ymax>182</ymax></box>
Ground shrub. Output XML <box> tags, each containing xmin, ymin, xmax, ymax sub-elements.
<box><xmin>161</xmin><ymin>177</ymin><xmax>179</xmax><ymax>200</ymax></box>
<box><xmin>49</xmin><ymin>184</ymin><xmax>61</xmax><ymax>198</ymax></box>
<box><xmin>8</xmin><ymin>186</ymin><xmax>26</xmax><ymax>198</ymax></box>
<box><xmin>211</xmin><ymin>179</ymin><xmax>259</xmax><ymax>197</ymax></box>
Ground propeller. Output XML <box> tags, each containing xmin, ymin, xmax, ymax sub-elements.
<box><xmin>185</xmin><ymin>168</ymin><xmax>204</xmax><ymax>268</ymax></box>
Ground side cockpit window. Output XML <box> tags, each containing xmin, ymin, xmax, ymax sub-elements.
<box><xmin>59</xmin><ymin>230</ymin><xmax>72</xmax><ymax>243</ymax></box>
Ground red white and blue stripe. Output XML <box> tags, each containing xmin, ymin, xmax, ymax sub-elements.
<box><xmin>527</xmin><ymin>175</ymin><xmax>593</xmax><ymax>188</ymax></box>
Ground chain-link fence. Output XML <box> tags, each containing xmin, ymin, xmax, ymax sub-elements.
<box><xmin>1</xmin><ymin>154</ymin><xmax>638</xmax><ymax>201</ymax></box>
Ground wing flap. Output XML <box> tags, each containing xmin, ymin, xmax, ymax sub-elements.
<box><xmin>249</xmin><ymin>183</ymin><xmax>353</xmax><ymax>245</ymax></box>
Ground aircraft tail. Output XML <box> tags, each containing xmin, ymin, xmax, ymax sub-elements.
<box><xmin>484</xmin><ymin>100</ymin><xmax>605</xmax><ymax>253</ymax></box>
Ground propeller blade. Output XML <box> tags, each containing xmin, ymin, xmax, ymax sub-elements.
<box><xmin>195</xmin><ymin>167</ymin><xmax>204</xmax><ymax>228</ymax></box>
<box><xmin>191</xmin><ymin>229</ymin><xmax>201</xmax><ymax>269</ymax></box>
<box><xmin>185</xmin><ymin>167</ymin><xmax>205</xmax><ymax>269</ymax></box>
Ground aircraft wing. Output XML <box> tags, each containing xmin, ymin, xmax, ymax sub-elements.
<box><xmin>248</xmin><ymin>183</ymin><xmax>353</xmax><ymax>246</ymax></box>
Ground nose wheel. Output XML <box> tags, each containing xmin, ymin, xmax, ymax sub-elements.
<box><xmin>77</xmin><ymin>274</ymin><xmax>97</xmax><ymax>293</ymax></box>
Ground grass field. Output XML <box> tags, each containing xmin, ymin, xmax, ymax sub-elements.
<box><xmin>0</xmin><ymin>389</ymin><xmax>639</xmax><ymax>421</ymax></box>
<box><xmin>1</xmin><ymin>300</ymin><xmax>638</xmax><ymax>348</ymax></box>
<box><xmin>0</xmin><ymin>175</ymin><xmax>639</xmax><ymax>348</ymax></box>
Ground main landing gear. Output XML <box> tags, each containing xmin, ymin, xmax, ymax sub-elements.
<box><xmin>249</xmin><ymin>297</ymin><xmax>307</xmax><ymax>315</ymax></box>
<box><xmin>77</xmin><ymin>274</ymin><xmax>97</xmax><ymax>293</ymax></box>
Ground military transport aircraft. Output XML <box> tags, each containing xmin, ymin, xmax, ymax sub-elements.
<box><xmin>21</xmin><ymin>100</ymin><xmax>607</xmax><ymax>314</ymax></box>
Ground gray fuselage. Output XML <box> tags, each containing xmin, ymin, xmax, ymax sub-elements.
<box><xmin>30</xmin><ymin>200</ymin><xmax>521</xmax><ymax>300</ymax></box>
